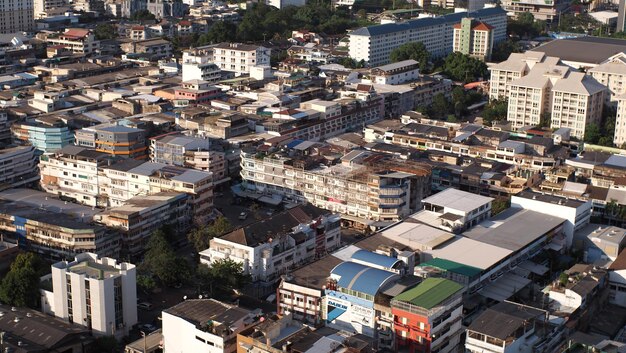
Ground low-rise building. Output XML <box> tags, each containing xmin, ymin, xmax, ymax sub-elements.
<box><xmin>150</xmin><ymin>133</ymin><xmax>228</xmax><ymax>185</ymax></box>
<box><xmin>40</xmin><ymin>146</ymin><xmax>214</xmax><ymax>221</ymax></box>
<box><xmin>162</xmin><ymin>299</ymin><xmax>258</xmax><ymax>353</ymax></box>
<box><xmin>512</xmin><ymin>190</ymin><xmax>592</xmax><ymax>249</ymax></box>
<box><xmin>548</xmin><ymin>264</ymin><xmax>607</xmax><ymax>313</ymax></box>
<box><xmin>239</xmin><ymin>148</ymin><xmax>431</xmax><ymax>227</ymax></box>
<box><xmin>182</xmin><ymin>46</ymin><xmax>221</xmax><ymax>83</ymax></box>
<box><xmin>201</xmin><ymin>205</ymin><xmax>341</xmax><ymax>283</ymax></box>
<box><xmin>121</xmin><ymin>38</ymin><xmax>172</xmax><ymax>60</ymax></box>
<box><xmin>45</xmin><ymin>28</ymin><xmax>100</xmax><ymax>55</ymax></box>
<box><xmin>392</xmin><ymin>278</ymin><xmax>464</xmax><ymax>353</ymax></box>
<box><xmin>466</xmin><ymin>302</ymin><xmax>549</xmax><ymax>353</ymax></box>
<box><xmin>0</xmin><ymin>145</ymin><xmax>40</xmax><ymax>189</ymax></box>
<box><xmin>75</xmin><ymin>123</ymin><xmax>148</xmax><ymax>159</ymax></box>
<box><xmin>0</xmin><ymin>199</ymin><xmax>119</xmax><ymax>259</ymax></box>
<box><xmin>370</xmin><ymin>60</ymin><xmax>420</xmax><ymax>85</ymax></box>
<box><xmin>40</xmin><ymin>252</ymin><xmax>137</xmax><ymax>337</ymax></box>
<box><xmin>174</xmin><ymin>79</ymin><xmax>222</xmax><ymax>104</ymax></box>
<box><xmin>99</xmin><ymin>192</ymin><xmax>191</xmax><ymax>255</ymax></box>
<box><xmin>0</xmin><ymin>303</ymin><xmax>93</xmax><ymax>352</ymax></box>
<box><xmin>501</xmin><ymin>0</ymin><xmax>568</xmax><ymax>21</ymax></box>
<box><xmin>11</xmin><ymin>117</ymin><xmax>74</xmax><ymax>153</ymax></box>
<box><xmin>575</xmin><ymin>224</ymin><xmax>626</xmax><ymax>262</ymax></box>
<box><xmin>488</xmin><ymin>52</ymin><xmax>560</xmax><ymax>100</ymax></box>
<box><xmin>419</xmin><ymin>188</ymin><xmax>493</xmax><ymax>232</ymax></box>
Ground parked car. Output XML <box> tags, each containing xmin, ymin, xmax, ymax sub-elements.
<box><xmin>238</xmin><ymin>212</ymin><xmax>248</xmax><ymax>220</ymax></box>
<box><xmin>137</xmin><ymin>302</ymin><xmax>153</xmax><ymax>310</ymax></box>
<box><xmin>138</xmin><ymin>323</ymin><xmax>157</xmax><ymax>333</ymax></box>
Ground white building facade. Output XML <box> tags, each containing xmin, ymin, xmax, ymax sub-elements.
<box><xmin>40</xmin><ymin>253</ymin><xmax>137</xmax><ymax>337</ymax></box>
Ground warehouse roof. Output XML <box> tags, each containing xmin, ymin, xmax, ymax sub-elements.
<box><xmin>351</xmin><ymin>249</ymin><xmax>402</xmax><ymax>269</ymax></box>
<box><xmin>418</xmin><ymin>258</ymin><xmax>482</xmax><ymax>278</ymax></box>
<box><xmin>392</xmin><ymin>278</ymin><xmax>463</xmax><ymax>310</ymax></box>
<box><xmin>330</xmin><ymin>261</ymin><xmax>399</xmax><ymax>296</ymax></box>
<box><xmin>532</xmin><ymin>36</ymin><xmax>626</xmax><ymax>65</ymax></box>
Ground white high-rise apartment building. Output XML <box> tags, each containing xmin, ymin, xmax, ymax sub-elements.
<box><xmin>588</xmin><ymin>52</ymin><xmax>626</xmax><ymax>104</ymax></box>
<box><xmin>181</xmin><ymin>46</ymin><xmax>221</xmax><ymax>83</ymax></box>
<box><xmin>615</xmin><ymin>94</ymin><xmax>626</xmax><ymax>147</ymax></box>
<box><xmin>348</xmin><ymin>7</ymin><xmax>506</xmax><ymax>66</ymax></box>
<box><xmin>488</xmin><ymin>52</ymin><xmax>560</xmax><ymax>100</ymax></box>
<box><xmin>40</xmin><ymin>253</ymin><xmax>137</xmax><ymax>337</ymax></box>
<box><xmin>212</xmin><ymin>42</ymin><xmax>270</xmax><ymax>76</ymax></box>
<box><xmin>506</xmin><ymin>62</ymin><xmax>606</xmax><ymax>139</ymax></box>
<box><xmin>34</xmin><ymin>0</ymin><xmax>68</xmax><ymax>19</ymax></box>
<box><xmin>0</xmin><ymin>0</ymin><xmax>35</xmax><ymax>34</ymax></box>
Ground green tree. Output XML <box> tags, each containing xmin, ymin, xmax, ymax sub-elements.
<box><xmin>430</xmin><ymin>93</ymin><xmax>453</xmax><ymax>119</ymax></box>
<box><xmin>584</xmin><ymin>122</ymin><xmax>601</xmax><ymax>144</ymax></box>
<box><xmin>130</xmin><ymin>9</ymin><xmax>156</xmax><ymax>21</ymax></box>
<box><xmin>141</xmin><ymin>229</ymin><xmax>191</xmax><ymax>286</ymax></box>
<box><xmin>0</xmin><ymin>253</ymin><xmax>44</xmax><ymax>308</ymax></box>
<box><xmin>94</xmin><ymin>23</ymin><xmax>117</xmax><ymax>40</ymax></box>
<box><xmin>389</xmin><ymin>42</ymin><xmax>430</xmax><ymax>71</ymax></box>
<box><xmin>517</xmin><ymin>12</ymin><xmax>535</xmax><ymax>25</ymax></box>
<box><xmin>491</xmin><ymin>40</ymin><xmax>521</xmax><ymax>62</ymax></box>
<box><xmin>208</xmin><ymin>258</ymin><xmax>251</xmax><ymax>294</ymax></box>
<box><xmin>559</xmin><ymin>272</ymin><xmax>569</xmax><ymax>287</ymax></box>
<box><xmin>442</xmin><ymin>52</ymin><xmax>488</xmax><ymax>82</ymax></box>
<box><xmin>136</xmin><ymin>274</ymin><xmax>157</xmax><ymax>294</ymax></box>
<box><xmin>491</xmin><ymin>197</ymin><xmax>510</xmax><ymax>216</ymax></box>
<box><xmin>482</xmin><ymin>99</ymin><xmax>508</xmax><ymax>125</ymax></box>
<box><xmin>188</xmin><ymin>216</ymin><xmax>233</xmax><ymax>252</ymax></box>
<box><xmin>197</xmin><ymin>21</ymin><xmax>237</xmax><ymax>45</ymax></box>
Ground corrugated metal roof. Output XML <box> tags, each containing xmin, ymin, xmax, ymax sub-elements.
<box><xmin>392</xmin><ymin>278</ymin><xmax>463</xmax><ymax>310</ymax></box>
<box><xmin>351</xmin><ymin>250</ymin><xmax>401</xmax><ymax>269</ymax></box>
<box><xmin>419</xmin><ymin>258</ymin><xmax>482</xmax><ymax>277</ymax></box>
<box><xmin>331</xmin><ymin>262</ymin><xmax>398</xmax><ymax>296</ymax></box>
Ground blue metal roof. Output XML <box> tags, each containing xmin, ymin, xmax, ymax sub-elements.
<box><xmin>331</xmin><ymin>262</ymin><xmax>398</xmax><ymax>296</ymax></box>
<box><xmin>351</xmin><ymin>250</ymin><xmax>401</xmax><ymax>269</ymax></box>
<box><xmin>286</xmin><ymin>139</ymin><xmax>304</xmax><ymax>149</ymax></box>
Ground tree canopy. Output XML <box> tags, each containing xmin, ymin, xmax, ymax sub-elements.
<box><xmin>140</xmin><ymin>228</ymin><xmax>191</xmax><ymax>287</ymax></box>
<box><xmin>130</xmin><ymin>9</ymin><xmax>156</xmax><ymax>21</ymax></box>
<box><xmin>188</xmin><ymin>216</ymin><xmax>233</xmax><ymax>252</ymax></box>
<box><xmin>0</xmin><ymin>253</ymin><xmax>45</xmax><ymax>308</ymax></box>
<box><xmin>94</xmin><ymin>24</ymin><xmax>117</xmax><ymax>40</ymax></box>
<box><xmin>442</xmin><ymin>52</ymin><xmax>488</xmax><ymax>83</ymax></box>
<box><xmin>481</xmin><ymin>99</ymin><xmax>508</xmax><ymax>125</ymax></box>
<box><xmin>389</xmin><ymin>42</ymin><xmax>430</xmax><ymax>71</ymax></box>
<box><xmin>204</xmin><ymin>258</ymin><xmax>251</xmax><ymax>295</ymax></box>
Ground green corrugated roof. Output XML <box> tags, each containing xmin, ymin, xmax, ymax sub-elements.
<box><xmin>393</xmin><ymin>278</ymin><xmax>463</xmax><ymax>309</ymax></box>
<box><xmin>419</xmin><ymin>258</ymin><xmax>482</xmax><ymax>277</ymax></box>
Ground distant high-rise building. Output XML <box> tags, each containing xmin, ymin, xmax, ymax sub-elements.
<box><xmin>0</xmin><ymin>0</ymin><xmax>35</xmax><ymax>33</ymax></box>
<box><xmin>453</xmin><ymin>17</ymin><xmax>495</xmax><ymax>61</ymax></box>
<box><xmin>619</xmin><ymin>0</ymin><xmax>626</xmax><ymax>32</ymax></box>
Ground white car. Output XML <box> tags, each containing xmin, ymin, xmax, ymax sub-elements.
<box><xmin>238</xmin><ymin>212</ymin><xmax>248</xmax><ymax>220</ymax></box>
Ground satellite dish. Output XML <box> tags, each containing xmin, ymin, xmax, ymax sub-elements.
<box><xmin>199</xmin><ymin>295</ymin><xmax>203</xmax><ymax>299</ymax></box>
<box><xmin>183</xmin><ymin>296</ymin><xmax>187</xmax><ymax>300</ymax></box>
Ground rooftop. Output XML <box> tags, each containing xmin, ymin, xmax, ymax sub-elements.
<box><xmin>350</xmin><ymin>249</ymin><xmax>402</xmax><ymax>269</ymax></box>
<box><xmin>422</xmin><ymin>188</ymin><xmax>494</xmax><ymax>213</ymax></box>
<box><xmin>425</xmin><ymin>236</ymin><xmax>512</xmax><ymax>270</ymax></box>
<box><xmin>330</xmin><ymin>261</ymin><xmax>399</xmax><ymax>296</ymax></box>
<box><xmin>468</xmin><ymin>301</ymin><xmax>546</xmax><ymax>340</ymax></box>
<box><xmin>514</xmin><ymin>190</ymin><xmax>587</xmax><ymax>208</ymax></box>
<box><xmin>164</xmin><ymin>299</ymin><xmax>251</xmax><ymax>333</ymax></box>
<box><xmin>219</xmin><ymin>204</ymin><xmax>330</xmax><ymax>247</ymax></box>
<box><xmin>418</xmin><ymin>258</ymin><xmax>482</xmax><ymax>278</ymax></box>
<box><xmin>463</xmin><ymin>208</ymin><xmax>566</xmax><ymax>251</ymax></box>
<box><xmin>392</xmin><ymin>278</ymin><xmax>463</xmax><ymax>310</ymax></box>
<box><xmin>532</xmin><ymin>36</ymin><xmax>626</xmax><ymax>65</ymax></box>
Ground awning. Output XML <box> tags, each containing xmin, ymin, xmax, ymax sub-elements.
<box><xmin>479</xmin><ymin>273</ymin><xmax>531</xmax><ymax>302</ymax></box>
<box><xmin>519</xmin><ymin>260</ymin><xmax>549</xmax><ymax>276</ymax></box>
<box><xmin>258</xmin><ymin>195</ymin><xmax>283</xmax><ymax>206</ymax></box>
<box><xmin>326</xmin><ymin>307</ymin><xmax>346</xmax><ymax>322</ymax></box>
<box><xmin>340</xmin><ymin>214</ymin><xmax>374</xmax><ymax>226</ymax></box>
